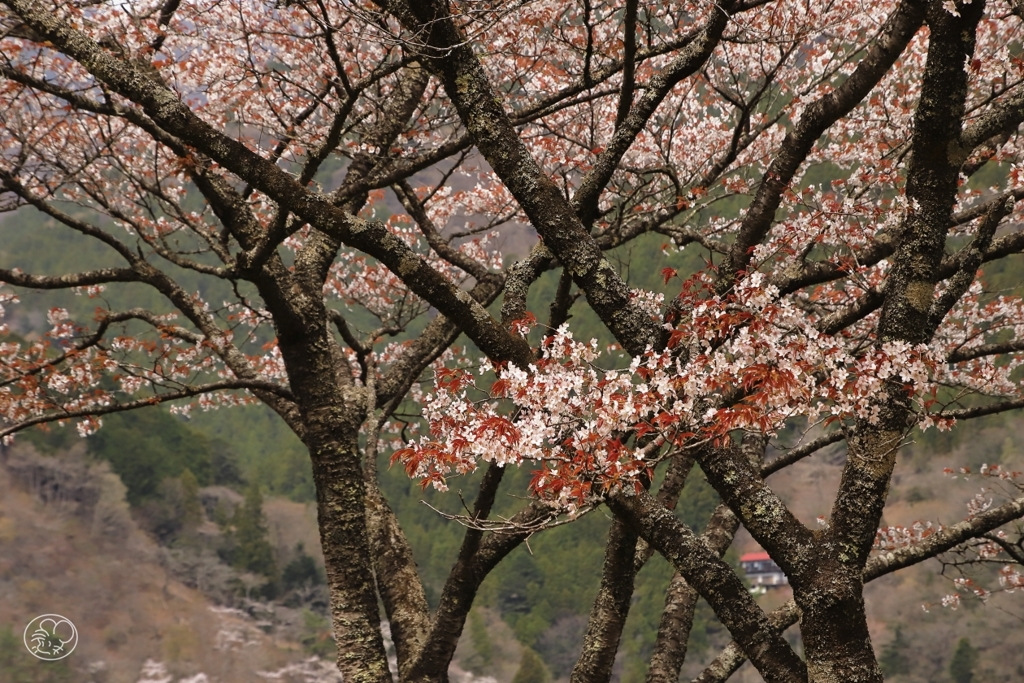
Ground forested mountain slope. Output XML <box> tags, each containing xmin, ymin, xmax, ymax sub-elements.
<box><xmin>0</xmin><ymin>442</ymin><xmax>337</xmax><ymax>683</ymax></box>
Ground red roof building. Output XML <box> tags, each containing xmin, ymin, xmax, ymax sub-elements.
<box><xmin>739</xmin><ymin>549</ymin><xmax>788</xmax><ymax>589</ymax></box>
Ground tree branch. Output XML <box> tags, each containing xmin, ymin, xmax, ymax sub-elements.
<box><xmin>0</xmin><ymin>379</ymin><xmax>292</xmax><ymax>439</ymax></box>
<box><xmin>614</xmin><ymin>0</ymin><xmax>639</xmax><ymax>130</ymax></box>
<box><xmin>573</xmin><ymin>4</ymin><xmax>733</xmax><ymax>228</ymax></box>
<box><xmin>719</xmin><ymin>0</ymin><xmax>926</xmax><ymax>290</ymax></box>
<box><xmin>694</xmin><ymin>492</ymin><xmax>1024</xmax><ymax>683</ymax></box>
<box><xmin>382</xmin><ymin>0</ymin><xmax>666</xmax><ymax>356</ymax></box>
<box><xmin>607</xmin><ymin>489</ymin><xmax>807</xmax><ymax>683</ymax></box>
<box><xmin>0</xmin><ymin>266</ymin><xmax>137</xmax><ymax>289</ymax></box>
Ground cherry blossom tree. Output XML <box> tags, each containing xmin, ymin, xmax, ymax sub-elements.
<box><xmin>2</xmin><ymin>1</ymin><xmax>1024</xmax><ymax>682</ymax></box>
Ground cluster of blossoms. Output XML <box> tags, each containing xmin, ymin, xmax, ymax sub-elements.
<box><xmin>943</xmin><ymin>463</ymin><xmax>1024</xmax><ymax>482</ymax></box>
<box><xmin>874</xmin><ymin>521</ymin><xmax>941</xmax><ymax>552</ymax></box>
<box><xmin>393</xmin><ymin>270</ymin><xmax>955</xmax><ymax>506</ymax></box>
<box><xmin>934</xmin><ymin>544</ymin><xmax>1024</xmax><ymax>611</ymax></box>
<box><xmin>391</xmin><ymin>326</ymin><xmax>654</xmax><ymax>508</ymax></box>
<box><xmin>940</xmin><ymin>577</ymin><xmax>992</xmax><ymax>610</ymax></box>
<box><xmin>0</xmin><ymin>290</ymin><xmax>14</xmax><ymax>335</ymax></box>
<box><xmin>0</xmin><ymin>295</ymin><xmax>269</xmax><ymax>440</ymax></box>
<box><xmin>999</xmin><ymin>565</ymin><xmax>1024</xmax><ymax>592</ymax></box>
<box><xmin>323</xmin><ymin>208</ymin><xmax>502</xmax><ymax>330</ymax></box>
<box><xmin>2</xmin><ymin>307</ymin><xmax>116</xmax><ymax>436</ymax></box>
<box><xmin>911</xmin><ymin>465</ymin><xmax>1024</xmax><ymax>610</ymax></box>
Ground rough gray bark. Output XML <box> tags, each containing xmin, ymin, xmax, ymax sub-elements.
<box><xmin>718</xmin><ymin>0</ymin><xmax>927</xmax><ymax>291</ymax></box>
<box><xmin>694</xmin><ymin>491</ymin><xmax>1024</xmax><ymax>683</ymax></box>
<box><xmin>570</xmin><ymin>453</ymin><xmax>695</xmax><ymax>683</ymax></box>
<box><xmin>381</xmin><ymin>0</ymin><xmax>668</xmax><ymax>356</ymax></box>
<box><xmin>569</xmin><ymin>519</ymin><xmax>640</xmax><ymax>683</ymax></box>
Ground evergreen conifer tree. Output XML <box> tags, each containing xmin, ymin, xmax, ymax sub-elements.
<box><xmin>282</xmin><ymin>542</ymin><xmax>323</xmax><ymax>590</ymax></box>
<box><xmin>465</xmin><ymin>610</ymin><xmax>494</xmax><ymax>675</ymax></box>
<box><xmin>949</xmin><ymin>638</ymin><xmax>979</xmax><ymax>683</ymax></box>
<box><xmin>511</xmin><ymin>647</ymin><xmax>551</xmax><ymax>683</ymax></box>
<box><xmin>179</xmin><ymin>468</ymin><xmax>204</xmax><ymax>532</ymax></box>
<box><xmin>230</xmin><ymin>483</ymin><xmax>277</xmax><ymax>579</ymax></box>
<box><xmin>879</xmin><ymin>626</ymin><xmax>911</xmax><ymax>677</ymax></box>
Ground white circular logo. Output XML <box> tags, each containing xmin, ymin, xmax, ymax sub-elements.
<box><xmin>23</xmin><ymin>614</ymin><xmax>78</xmax><ymax>660</ymax></box>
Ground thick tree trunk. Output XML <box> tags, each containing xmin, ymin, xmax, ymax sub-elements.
<box><xmin>646</xmin><ymin>571</ymin><xmax>700</xmax><ymax>683</ymax></box>
<box><xmin>569</xmin><ymin>454</ymin><xmax>695</xmax><ymax>683</ymax></box>
<box><xmin>365</xmin><ymin>484</ymin><xmax>431</xmax><ymax>678</ymax></box>
<box><xmin>796</xmin><ymin>573</ymin><xmax>880</xmax><ymax>683</ymax></box>
<box><xmin>308</xmin><ymin>420</ymin><xmax>393</xmax><ymax>683</ymax></box>
<box><xmin>270</xmin><ymin>303</ymin><xmax>392</xmax><ymax>683</ymax></box>
<box><xmin>647</xmin><ymin>504</ymin><xmax>740</xmax><ymax>683</ymax></box>
<box><xmin>609</xmin><ymin>492</ymin><xmax>807</xmax><ymax>683</ymax></box>
<box><xmin>406</xmin><ymin>463</ymin><xmax>511</xmax><ymax>683</ymax></box>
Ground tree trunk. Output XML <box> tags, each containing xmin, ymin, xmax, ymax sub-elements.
<box><xmin>645</xmin><ymin>571</ymin><xmax>700</xmax><ymax>683</ymax></box>
<box><xmin>796</xmin><ymin>571</ymin><xmax>881</xmax><ymax>683</ymax></box>
<box><xmin>570</xmin><ymin>519</ymin><xmax>640</xmax><ymax>683</ymax></box>
<box><xmin>271</xmin><ymin>306</ymin><xmax>392</xmax><ymax>683</ymax></box>
<box><xmin>309</xmin><ymin>423</ymin><xmax>393</xmax><ymax>683</ymax></box>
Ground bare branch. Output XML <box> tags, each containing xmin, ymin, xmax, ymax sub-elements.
<box><xmin>573</xmin><ymin>4</ymin><xmax>733</xmax><ymax>228</ymax></box>
<box><xmin>927</xmin><ymin>197</ymin><xmax>1013</xmax><ymax>335</ymax></box>
<box><xmin>961</xmin><ymin>81</ymin><xmax>1024</xmax><ymax>152</ymax></box>
<box><xmin>384</xmin><ymin>0</ymin><xmax>666</xmax><ymax>356</ymax></box>
<box><xmin>613</xmin><ymin>0</ymin><xmax>639</xmax><ymax>130</ymax></box>
<box><xmin>694</xmin><ymin>493</ymin><xmax>1024</xmax><ymax>683</ymax></box>
<box><xmin>762</xmin><ymin>430</ymin><xmax>846</xmax><ymax>477</ymax></box>
<box><xmin>0</xmin><ymin>266</ymin><xmax>137</xmax><ymax>289</ymax></box>
<box><xmin>607</xmin><ymin>489</ymin><xmax>807</xmax><ymax>683</ymax></box>
<box><xmin>393</xmin><ymin>179</ymin><xmax>496</xmax><ymax>282</ymax></box>
<box><xmin>0</xmin><ymin>378</ymin><xmax>293</xmax><ymax>439</ymax></box>
<box><xmin>501</xmin><ymin>243</ymin><xmax>555</xmax><ymax>329</ymax></box>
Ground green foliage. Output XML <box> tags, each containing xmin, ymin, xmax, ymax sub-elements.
<box><xmin>904</xmin><ymin>486</ymin><xmax>931</xmax><ymax>504</ymax></box>
<box><xmin>299</xmin><ymin>609</ymin><xmax>336</xmax><ymax>658</ymax></box>
<box><xmin>19</xmin><ymin>423</ymin><xmax>78</xmax><ymax>455</ymax></box>
<box><xmin>674</xmin><ymin>465</ymin><xmax>721</xmax><ymax>529</ymax></box>
<box><xmin>493</xmin><ymin>510</ymin><xmax>606</xmax><ymax>645</ymax></box>
<box><xmin>949</xmin><ymin>637</ymin><xmax>979</xmax><ymax>683</ymax></box>
<box><xmin>496</xmin><ymin>548</ymin><xmax>544</xmax><ymax>617</ymax></box>
<box><xmin>0</xmin><ymin>206</ymin><xmax>235</xmax><ymax>322</ymax></box>
<box><xmin>208</xmin><ymin>438</ymin><xmax>246</xmax><ymax>489</ymax></box>
<box><xmin>616</xmin><ymin>469</ymin><xmax>721</xmax><ymax>681</ymax></box>
<box><xmin>511</xmin><ymin>647</ymin><xmax>551</xmax><ymax>683</ymax></box>
<box><xmin>224</xmin><ymin>483</ymin><xmax>277</xmax><ymax>583</ymax></box>
<box><xmin>87</xmin><ymin>409</ymin><xmax>231</xmax><ymax>505</ymax></box>
<box><xmin>880</xmin><ymin>626</ymin><xmax>911</xmax><ymax>678</ymax></box>
<box><xmin>282</xmin><ymin>543</ymin><xmax>325</xmax><ymax>591</ymax></box>
<box><xmin>619</xmin><ymin>567</ymin><xmax>672</xmax><ymax>683</ymax></box>
<box><xmin>188</xmin><ymin>404</ymin><xmax>314</xmax><ymax>501</ymax></box>
<box><xmin>0</xmin><ymin>626</ymin><xmax>74</xmax><ymax>683</ymax></box>
<box><xmin>179</xmin><ymin>468</ymin><xmax>203</xmax><ymax>531</ymax></box>
<box><xmin>522</xmin><ymin>232</ymin><xmax>709</xmax><ymax>352</ymax></box>
<box><xmin>138</xmin><ymin>472</ymin><xmax>205</xmax><ymax>542</ymax></box>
